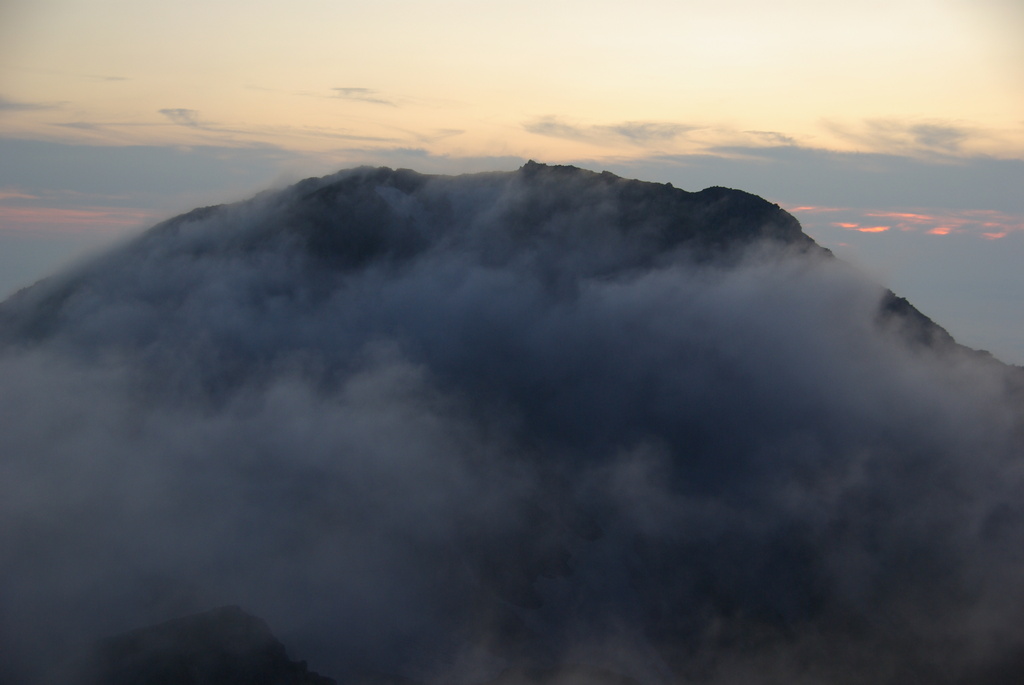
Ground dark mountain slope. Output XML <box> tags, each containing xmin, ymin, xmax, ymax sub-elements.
<box><xmin>83</xmin><ymin>606</ymin><xmax>334</xmax><ymax>685</ymax></box>
<box><xmin>1</xmin><ymin>163</ymin><xmax>1022</xmax><ymax>685</ymax></box>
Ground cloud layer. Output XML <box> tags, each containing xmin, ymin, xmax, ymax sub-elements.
<box><xmin>2</xmin><ymin>164</ymin><xmax>1024</xmax><ymax>684</ymax></box>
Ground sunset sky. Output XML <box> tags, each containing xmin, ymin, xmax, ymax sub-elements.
<box><xmin>2</xmin><ymin>0</ymin><xmax>1022</xmax><ymax>361</ymax></box>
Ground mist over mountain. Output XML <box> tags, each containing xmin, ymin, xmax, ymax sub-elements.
<box><xmin>2</xmin><ymin>162</ymin><xmax>1024</xmax><ymax>685</ymax></box>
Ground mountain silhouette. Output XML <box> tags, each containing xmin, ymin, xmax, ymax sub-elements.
<box><xmin>82</xmin><ymin>606</ymin><xmax>334</xmax><ymax>685</ymax></box>
<box><xmin>1</xmin><ymin>163</ymin><xmax>1023</xmax><ymax>685</ymax></box>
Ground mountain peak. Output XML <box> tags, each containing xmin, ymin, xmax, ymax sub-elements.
<box><xmin>83</xmin><ymin>606</ymin><xmax>335</xmax><ymax>685</ymax></box>
<box><xmin>2</xmin><ymin>163</ymin><xmax>1019</xmax><ymax>685</ymax></box>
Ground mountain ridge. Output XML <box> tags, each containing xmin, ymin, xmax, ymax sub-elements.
<box><xmin>0</xmin><ymin>162</ymin><xmax>959</xmax><ymax>360</ymax></box>
<box><xmin>2</xmin><ymin>162</ymin><xmax>1023</xmax><ymax>685</ymax></box>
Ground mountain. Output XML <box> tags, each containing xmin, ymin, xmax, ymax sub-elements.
<box><xmin>1</xmin><ymin>161</ymin><xmax>818</xmax><ymax>342</ymax></box>
<box><xmin>0</xmin><ymin>161</ymin><xmax>954</xmax><ymax>353</ymax></box>
<box><xmin>82</xmin><ymin>606</ymin><xmax>334</xmax><ymax>685</ymax></box>
<box><xmin>1</xmin><ymin>163</ymin><xmax>1023</xmax><ymax>685</ymax></box>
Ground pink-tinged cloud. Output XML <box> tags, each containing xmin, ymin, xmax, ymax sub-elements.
<box><xmin>828</xmin><ymin>220</ymin><xmax>890</xmax><ymax>233</ymax></box>
<box><xmin>790</xmin><ymin>204</ymin><xmax>1024</xmax><ymax>240</ymax></box>
<box><xmin>0</xmin><ymin>206</ymin><xmax>156</xmax><ymax>235</ymax></box>
<box><xmin>789</xmin><ymin>205</ymin><xmax>842</xmax><ymax>213</ymax></box>
<box><xmin>862</xmin><ymin>212</ymin><xmax>946</xmax><ymax>232</ymax></box>
<box><xmin>0</xmin><ymin>190</ymin><xmax>40</xmax><ymax>201</ymax></box>
<box><xmin>866</xmin><ymin>211</ymin><xmax>934</xmax><ymax>222</ymax></box>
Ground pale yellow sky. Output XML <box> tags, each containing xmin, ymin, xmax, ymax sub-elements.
<box><xmin>2</xmin><ymin>0</ymin><xmax>1022</xmax><ymax>160</ymax></box>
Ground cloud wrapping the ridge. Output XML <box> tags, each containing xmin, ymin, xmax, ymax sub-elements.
<box><xmin>2</xmin><ymin>166</ymin><xmax>1024</xmax><ymax>684</ymax></box>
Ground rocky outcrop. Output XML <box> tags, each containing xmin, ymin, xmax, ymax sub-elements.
<box><xmin>82</xmin><ymin>606</ymin><xmax>334</xmax><ymax>685</ymax></box>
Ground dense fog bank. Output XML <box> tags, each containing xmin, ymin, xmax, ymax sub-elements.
<box><xmin>2</xmin><ymin>164</ymin><xmax>1024</xmax><ymax>684</ymax></box>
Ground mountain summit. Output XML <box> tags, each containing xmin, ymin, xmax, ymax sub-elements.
<box><xmin>1</xmin><ymin>164</ymin><xmax>1023</xmax><ymax>685</ymax></box>
<box><xmin>3</xmin><ymin>162</ymin><xmax>815</xmax><ymax>339</ymax></box>
<box><xmin>83</xmin><ymin>606</ymin><xmax>335</xmax><ymax>685</ymax></box>
<box><xmin>1</xmin><ymin>162</ymin><xmax>953</xmax><ymax>358</ymax></box>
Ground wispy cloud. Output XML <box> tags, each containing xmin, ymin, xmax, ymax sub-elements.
<box><xmin>0</xmin><ymin>189</ymin><xmax>40</xmax><ymax>202</ymax></box>
<box><xmin>790</xmin><ymin>205</ymin><xmax>1024</xmax><ymax>240</ymax></box>
<box><xmin>0</xmin><ymin>205</ymin><xmax>157</xmax><ymax>235</ymax></box>
<box><xmin>159</xmin><ymin>108</ymin><xmax>201</xmax><ymax>127</ymax></box>
<box><xmin>246</xmin><ymin>83</ymin><xmax>450</xmax><ymax>109</ymax></box>
<box><xmin>54</xmin><ymin>121</ymin><xmax>105</xmax><ymax>130</ymax></box>
<box><xmin>824</xmin><ymin>119</ymin><xmax>975</xmax><ymax>156</ymax></box>
<box><xmin>11</xmin><ymin>66</ymin><xmax>129</xmax><ymax>83</ymax></box>
<box><xmin>332</xmin><ymin>87</ymin><xmax>397</xmax><ymax>106</ymax></box>
<box><xmin>525</xmin><ymin>116</ymin><xmax>697</xmax><ymax>147</ymax></box>
<box><xmin>605</xmin><ymin>121</ymin><xmax>696</xmax><ymax>143</ymax></box>
<box><xmin>400</xmin><ymin>128</ymin><xmax>464</xmax><ymax>144</ymax></box>
<box><xmin>524</xmin><ymin>117</ymin><xmax>588</xmax><ymax>141</ymax></box>
<box><xmin>0</xmin><ymin>94</ymin><xmax>62</xmax><ymax>112</ymax></box>
<box><xmin>266</xmin><ymin>124</ymin><xmax>400</xmax><ymax>143</ymax></box>
<box><xmin>910</xmin><ymin>123</ymin><xmax>969</xmax><ymax>151</ymax></box>
<box><xmin>50</xmin><ymin>115</ymin><xmax>404</xmax><ymax>149</ymax></box>
<box><xmin>863</xmin><ymin>209</ymin><xmax>1019</xmax><ymax>237</ymax></box>
<box><xmin>744</xmin><ymin>130</ymin><xmax>797</xmax><ymax>145</ymax></box>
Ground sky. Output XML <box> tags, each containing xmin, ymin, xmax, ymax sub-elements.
<box><xmin>1</xmin><ymin>0</ymin><xmax>1023</xmax><ymax>361</ymax></box>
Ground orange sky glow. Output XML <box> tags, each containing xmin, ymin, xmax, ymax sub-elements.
<box><xmin>791</xmin><ymin>206</ymin><xmax>1024</xmax><ymax>240</ymax></box>
<box><xmin>0</xmin><ymin>205</ymin><xmax>156</xmax><ymax>234</ymax></box>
